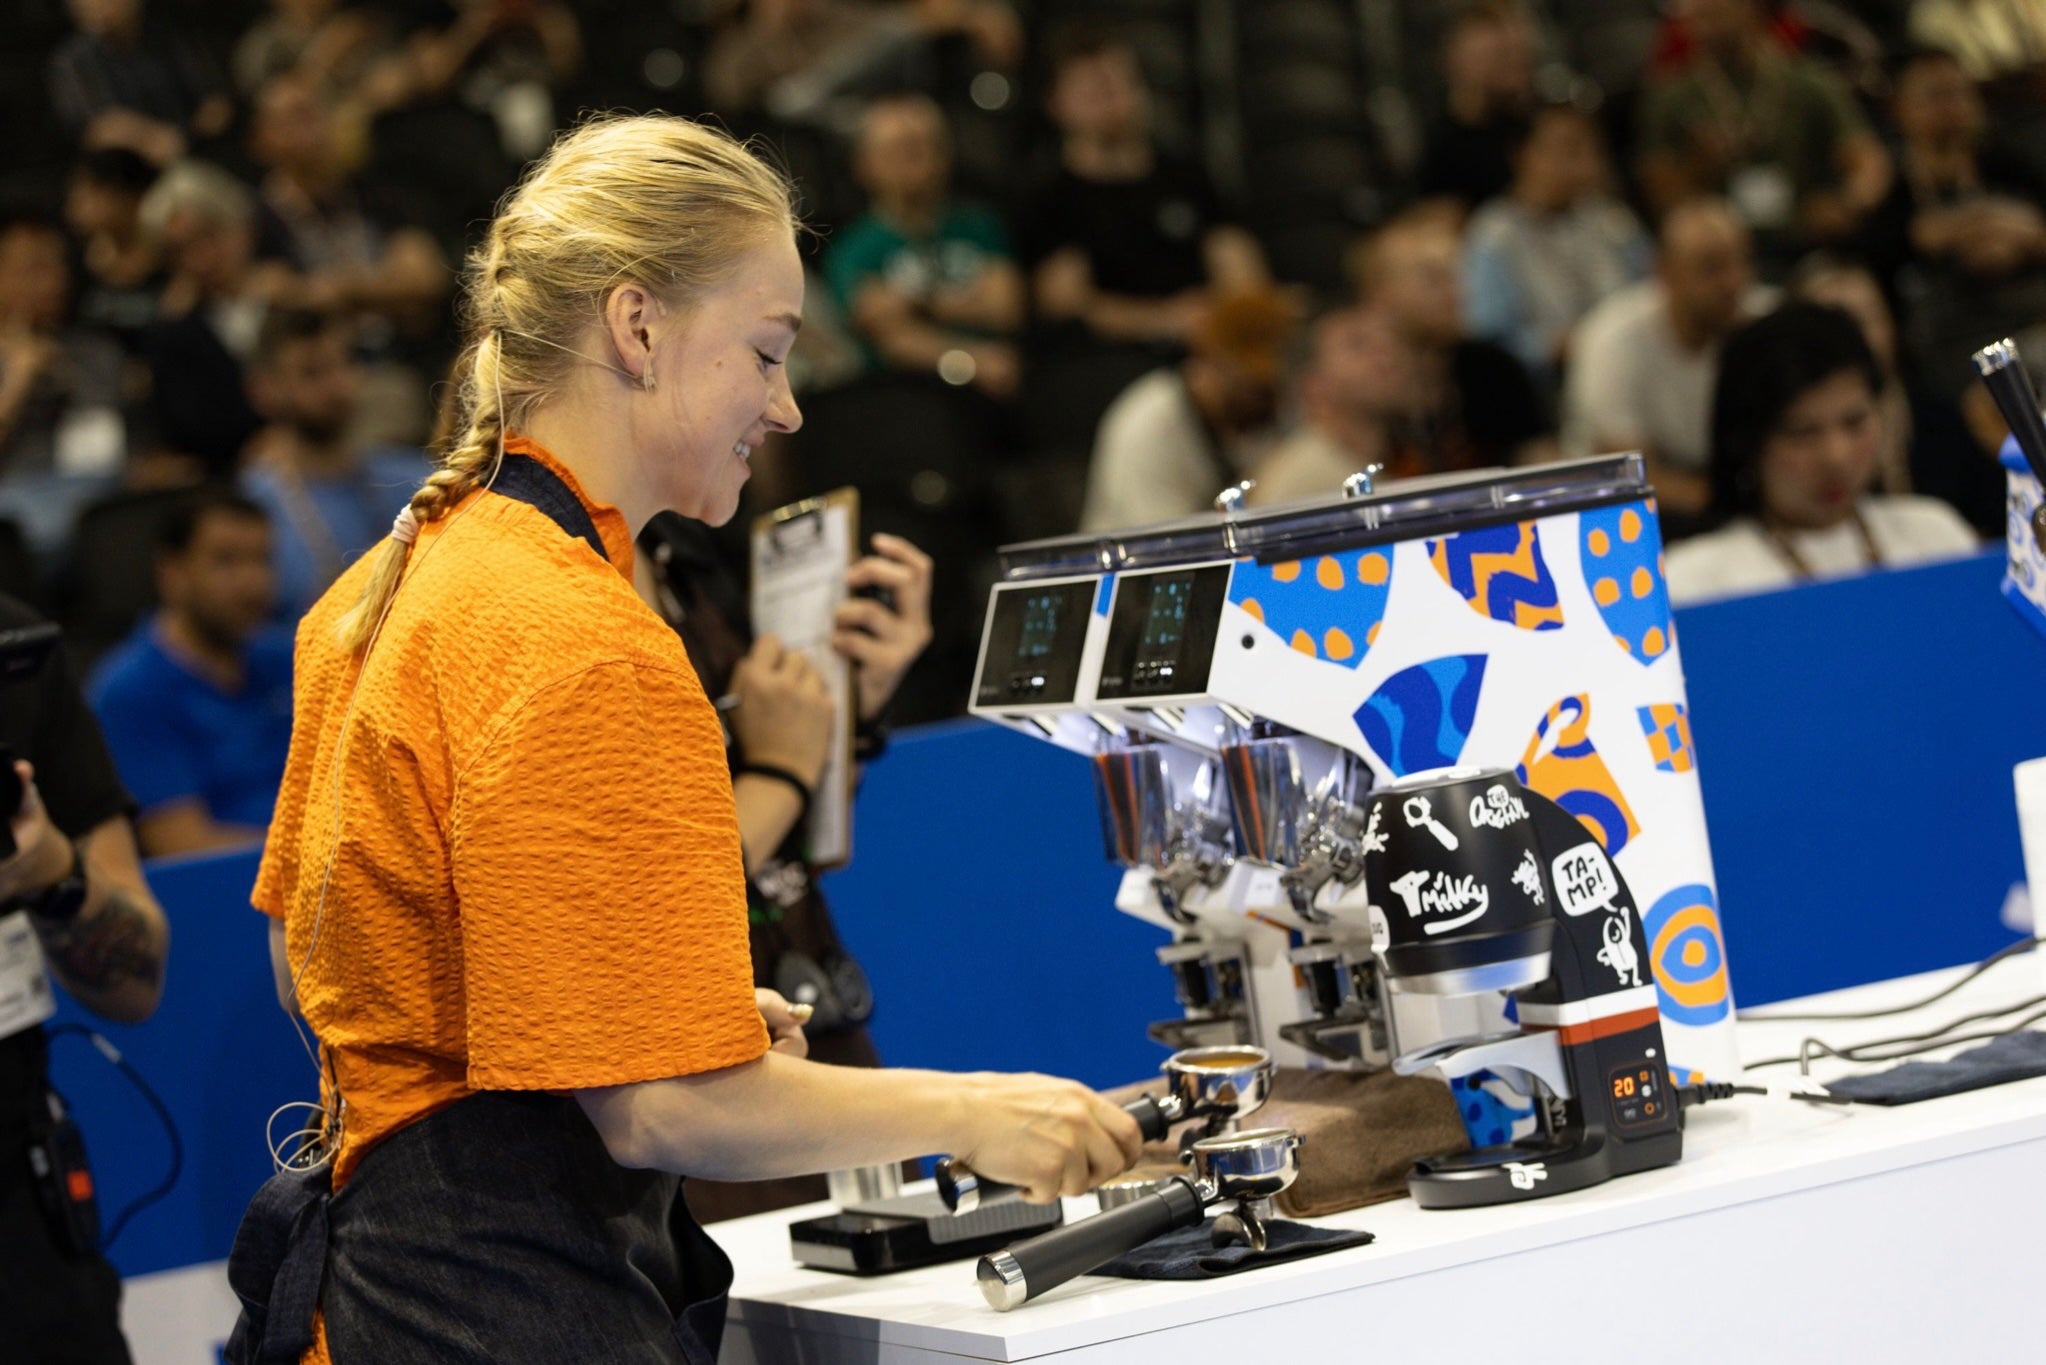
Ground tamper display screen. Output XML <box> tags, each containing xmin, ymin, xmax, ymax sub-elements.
<box><xmin>1097</xmin><ymin>565</ymin><xmax>1231</xmax><ymax>699</ymax></box>
<box><xmin>974</xmin><ymin>579</ymin><xmax>1096</xmax><ymax>708</ymax></box>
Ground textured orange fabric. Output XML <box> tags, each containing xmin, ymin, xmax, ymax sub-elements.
<box><xmin>256</xmin><ymin>434</ymin><xmax>769</xmax><ymax>1210</ymax></box>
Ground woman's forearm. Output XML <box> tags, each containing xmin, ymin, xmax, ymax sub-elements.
<box><xmin>576</xmin><ymin>1052</ymin><xmax>967</xmax><ymax>1180</ymax></box>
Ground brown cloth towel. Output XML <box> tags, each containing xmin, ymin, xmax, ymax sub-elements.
<box><xmin>1105</xmin><ymin>1067</ymin><xmax>1470</xmax><ymax>1217</ymax></box>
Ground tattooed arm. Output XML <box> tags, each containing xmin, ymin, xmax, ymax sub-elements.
<box><xmin>31</xmin><ymin>819</ymin><xmax>169</xmax><ymax>1024</ymax></box>
<box><xmin>0</xmin><ymin>762</ymin><xmax>169</xmax><ymax>1024</ymax></box>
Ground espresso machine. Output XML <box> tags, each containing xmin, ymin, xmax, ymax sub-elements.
<box><xmin>970</xmin><ymin>456</ymin><xmax>1743</xmax><ymax>1135</ymax></box>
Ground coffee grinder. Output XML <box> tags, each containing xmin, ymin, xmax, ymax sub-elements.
<box><xmin>1363</xmin><ymin>767</ymin><xmax>1681</xmax><ymax>1207</ymax></box>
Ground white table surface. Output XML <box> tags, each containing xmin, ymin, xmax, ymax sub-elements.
<box><xmin>719</xmin><ymin>958</ymin><xmax>2046</xmax><ymax>1363</ymax></box>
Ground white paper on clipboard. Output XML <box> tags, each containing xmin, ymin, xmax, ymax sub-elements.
<box><xmin>750</xmin><ymin>489</ymin><xmax>857</xmax><ymax>869</ymax></box>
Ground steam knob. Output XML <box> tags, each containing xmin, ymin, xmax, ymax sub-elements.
<box><xmin>1214</xmin><ymin>480</ymin><xmax>1256</xmax><ymax>514</ymax></box>
<box><xmin>1342</xmin><ymin>464</ymin><xmax>1387</xmax><ymax>498</ymax></box>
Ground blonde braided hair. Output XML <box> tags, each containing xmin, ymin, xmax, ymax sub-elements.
<box><xmin>337</xmin><ymin>114</ymin><xmax>796</xmax><ymax>652</ymax></box>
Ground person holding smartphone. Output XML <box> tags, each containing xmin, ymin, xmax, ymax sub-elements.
<box><xmin>638</xmin><ymin>511</ymin><xmax>933</xmax><ymax>1222</ymax></box>
<box><xmin>0</xmin><ymin>596</ymin><xmax>172</xmax><ymax>1365</ymax></box>
<box><xmin>232</xmin><ymin>115</ymin><xmax>1140</xmax><ymax>1365</ymax></box>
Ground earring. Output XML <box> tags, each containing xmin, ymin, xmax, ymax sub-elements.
<box><xmin>642</xmin><ymin>364</ymin><xmax>656</xmax><ymax>393</ymax></box>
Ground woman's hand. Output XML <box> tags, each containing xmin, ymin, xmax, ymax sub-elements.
<box><xmin>728</xmin><ymin>635</ymin><xmax>835</xmax><ymax>788</ymax></box>
<box><xmin>834</xmin><ymin>535</ymin><xmax>934</xmax><ymax>724</ymax></box>
<box><xmin>950</xmin><ymin>1072</ymin><xmax>1145</xmax><ymax>1204</ymax></box>
<box><xmin>756</xmin><ymin>988</ymin><xmax>811</xmax><ymax>1058</ymax></box>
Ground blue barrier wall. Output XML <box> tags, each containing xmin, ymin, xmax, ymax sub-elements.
<box><xmin>57</xmin><ymin>548</ymin><xmax>2046</xmax><ymax>1280</ymax></box>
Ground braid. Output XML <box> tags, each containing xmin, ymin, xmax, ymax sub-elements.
<box><xmin>335</xmin><ymin>332</ymin><xmax>507</xmax><ymax>653</ymax></box>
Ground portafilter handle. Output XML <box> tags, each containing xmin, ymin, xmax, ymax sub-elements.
<box><xmin>1973</xmin><ymin>338</ymin><xmax>2046</xmax><ymax>550</ymax></box>
<box><xmin>937</xmin><ymin>1094</ymin><xmax>1178</xmax><ymax>1213</ymax></box>
<box><xmin>977</xmin><ymin>1176</ymin><xmax>1208</xmax><ymax>1311</ymax></box>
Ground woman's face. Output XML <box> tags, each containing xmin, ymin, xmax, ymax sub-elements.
<box><xmin>1758</xmin><ymin>370</ymin><xmax>1880</xmax><ymax>530</ymax></box>
<box><xmin>641</xmin><ymin>233</ymin><xmax>804</xmax><ymax>526</ymax></box>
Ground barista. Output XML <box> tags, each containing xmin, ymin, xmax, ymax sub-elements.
<box><xmin>638</xmin><ymin>511</ymin><xmax>933</xmax><ymax>1222</ymax></box>
<box><xmin>0</xmin><ymin>592</ymin><xmax>171</xmax><ymax>1365</ymax></box>
<box><xmin>233</xmin><ymin>114</ymin><xmax>1141</xmax><ymax>1365</ymax></box>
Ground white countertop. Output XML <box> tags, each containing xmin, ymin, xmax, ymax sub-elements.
<box><xmin>719</xmin><ymin>959</ymin><xmax>2046</xmax><ymax>1362</ymax></box>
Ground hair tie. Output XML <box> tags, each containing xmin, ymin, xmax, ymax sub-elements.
<box><xmin>391</xmin><ymin>506</ymin><xmax>421</xmax><ymax>546</ymax></box>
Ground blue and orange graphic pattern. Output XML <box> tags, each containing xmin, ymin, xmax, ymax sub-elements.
<box><xmin>1637</xmin><ymin>703</ymin><xmax>1695</xmax><ymax>774</ymax></box>
<box><xmin>1579</xmin><ymin>501</ymin><xmax>1674</xmax><ymax>665</ymax></box>
<box><xmin>1230</xmin><ymin>548</ymin><xmax>1395</xmax><ymax>667</ymax></box>
<box><xmin>1427</xmin><ymin>521</ymin><xmax>1565</xmax><ymax>631</ymax></box>
<box><xmin>1516</xmin><ymin>694</ymin><xmax>1640</xmax><ymax>854</ymax></box>
<box><xmin>1355</xmin><ymin>654</ymin><xmax>1487</xmax><ymax>776</ymax></box>
<box><xmin>1642</xmin><ymin>883</ymin><xmax>1733</xmax><ymax>1029</ymax></box>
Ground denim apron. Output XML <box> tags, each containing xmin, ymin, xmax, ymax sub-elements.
<box><xmin>225</xmin><ymin>457</ymin><xmax>735</xmax><ymax>1364</ymax></box>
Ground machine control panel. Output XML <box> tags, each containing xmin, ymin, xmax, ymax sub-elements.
<box><xmin>1604</xmin><ymin>1059</ymin><xmax>1667</xmax><ymax>1129</ymax></box>
<box><xmin>1097</xmin><ymin>565</ymin><xmax>1232</xmax><ymax>701</ymax></box>
<box><xmin>974</xmin><ymin>579</ymin><xmax>1098</xmax><ymax>709</ymax></box>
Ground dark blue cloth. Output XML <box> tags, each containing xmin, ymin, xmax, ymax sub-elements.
<box><xmin>85</xmin><ymin>619</ymin><xmax>293</xmax><ymax>827</ymax></box>
<box><xmin>1095</xmin><ymin>1218</ymin><xmax>1376</xmax><ymax>1280</ymax></box>
<box><xmin>1823</xmin><ymin>1029</ymin><xmax>2046</xmax><ymax>1105</ymax></box>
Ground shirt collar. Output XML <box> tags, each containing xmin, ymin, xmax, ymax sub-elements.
<box><xmin>498</xmin><ymin>434</ymin><xmax>637</xmax><ymax>580</ymax></box>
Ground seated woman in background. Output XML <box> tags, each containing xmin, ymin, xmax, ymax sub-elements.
<box><xmin>1665</xmin><ymin>301</ymin><xmax>1981</xmax><ymax>607</ymax></box>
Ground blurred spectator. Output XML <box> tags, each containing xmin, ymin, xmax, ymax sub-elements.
<box><xmin>1637</xmin><ymin>0</ymin><xmax>1891</xmax><ymax>251</ymax></box>
<box><xmin>825</xmin><ymin>93</ymin><xmax>1022</xmax><ymax>400</ymax></box>
<box><xmin>1860</xmin><ymin>45</ymin><xmax>2046</xmax><ymax>398</ymax></box>
<box><xmin>1021</xmin><ymin>22</ymin><xmax>1268</xmax><ymax>351</ymax></box>
<box><xmin>1463</xmin><ymin>102</ymin><xmax>1652</xmax><ymax>384</ymax></box>
<box><xmin>137</xmin><ymin>161</ymin><xmax>286</xmax><ymax>471</ymax></box>
<box><xmin>240</xmin><ymin>311</ymin><xmax>430</xmax><ymax>619</ymax></box>
<box><xmin>250</xmin><ymin>69</ymin><xmax>450</xmax><ymax>442</ymax></box>
<box><xmin>249</xmin><ymin>71</ymin><xmax>448</xmax><ymax>325</ymax></box>
<box><xmin>1416</xmin><ymin>1</ymin><xmax>1539</xmax><ymax>212</ymax></box>
<box><xmin>1564</xmin><ymin>197</ymin><xmax>1772</xmax><ymax>521</ymax></box>
<box><xmin>47</xmin><ymin>0</ymin><xmax>233</xmax><ymax>164</ymax></box>
<box><xmin>0</xmin><ymin>217</ymin><xmax>130</xmax><ymax>481</ymax></box>
<box><xmin>1078</xmin><ymin>287</ymin><xmax>1298</xmax><ymax>531</ymax></box>
<box><xmin>405</xmin><ymin>0</ymin><xmax>584</xmax><ymax>162</ymax></box>
<box><xmin>87</xmin><ymin>488</ymin><xmax>292</xmax><ymax>857</ymax></box>
<box><xmin>65</xmin><ymin>146</ymin><xmax>164</xmax><ymax>346</ymax></box>
<box><xmin>233</xmin><ymin>0</ymin><xmax>398</xmax><ymax>98</ymax></box>
<box><xmin>1909</xmin><ymin>0</ymin><xmax>2046</xmax><ymax>86</ymax></box>
<box><xmin>1249</xmin><ymin>305</ymin><xmax>1416</xmax><ymax>506</ymax></box>
<box><xmin>1351</xmin><ymin>207</ymin><xmax>1556</xmax><ymax>475</ymax></box>
<box><xmin>1665</xmin><ymin>300</ymin><xmax>1977</xmax><ymax>605</ymax></box>
<box><xmin>1790</xmin><ymin>252</ymin><xmax>2004</xmax><ymax>534</ymax></box>
<box><xmin>705</xmin><ymin>0</ymin><xmax>1022</xmax><ymax>122</ymax></box>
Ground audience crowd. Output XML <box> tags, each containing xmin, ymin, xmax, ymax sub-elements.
<box><xmin>5</xmin><ymin>0</ymin><xmax>2043</xmax><ymax>857</ymax></box>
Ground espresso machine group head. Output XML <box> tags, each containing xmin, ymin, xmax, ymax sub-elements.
<box><xmin>1363</xmin><ymin>767</ymin><xmax>1681</xmax><ymax>1207</ymax></box>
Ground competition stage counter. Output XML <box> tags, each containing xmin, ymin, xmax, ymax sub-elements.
<box><xmin>75</xmin><ymin>548</ymin><xmax>2046</xmax><ymax>1362</ymax></box>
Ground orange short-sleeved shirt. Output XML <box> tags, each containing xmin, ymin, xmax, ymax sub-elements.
<box><xmin>256</xmin><ymin>436</ymin><xmax>769</xmax><ymax>1195</ymax></box>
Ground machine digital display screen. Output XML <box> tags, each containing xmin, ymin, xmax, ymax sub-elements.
<box><xmin>1135</xmin><ymin>574</ymin><xmax>1192</xmax><ymax>665</ymax></box>
<box><xmin>973</xmin><ymin>579</ymin><xmax>1096</xmax><ymax>709</ymax></box>
<box><xmin>1096</xmin><ymin>565</ymin><xmax>1231</xmax><ymax>700</ymax></box>
<box><xmin>1017</xmin><ymin>591</ymin><xmax>1064</xmax><ymax>661</ymax></box>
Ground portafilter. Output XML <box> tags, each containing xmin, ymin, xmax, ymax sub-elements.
<box><xmin>976</xmin><ymin>1127</ymin><xmax>1305</xmax><ymax>1311</ymax></box>
<box><xmin>937</xmin><ymin>1046</ymin><xmax>1273</xmax><ymax>1213</ymax></box>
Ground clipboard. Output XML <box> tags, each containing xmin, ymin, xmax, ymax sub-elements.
<box><xmin>750</xmin><ymin>488</ymin><xmax>859</xmax><ymax>870</ymax></box>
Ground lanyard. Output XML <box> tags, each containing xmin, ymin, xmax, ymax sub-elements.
<box><xmin>1763</xmin><ymin>506</ymin><xmax>1882</xmax><ymax>580</ymax></box>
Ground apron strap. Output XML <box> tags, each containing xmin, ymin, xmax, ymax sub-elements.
<box><xmin>223</xmin><ymin>1160</ymin><xmax>333</xmax><ymax>1365</ymax></box>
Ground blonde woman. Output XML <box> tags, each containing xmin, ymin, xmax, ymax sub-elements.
<box><xmin>226</xmin><ymin>115</ymin><xmax>1141</xmax><ymax>1365</ymax></box>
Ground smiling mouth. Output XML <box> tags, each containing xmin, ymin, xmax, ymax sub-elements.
<box><xmin>733</xmin><ymin>441</ymin><xmax>752</xmax><ymax>462</ymax></box>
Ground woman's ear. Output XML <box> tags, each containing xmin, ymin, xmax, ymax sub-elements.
<box><xmin>603</xmin><ymin>282</ymin><xmax>659</xmax><ymax>387</ymax></box>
